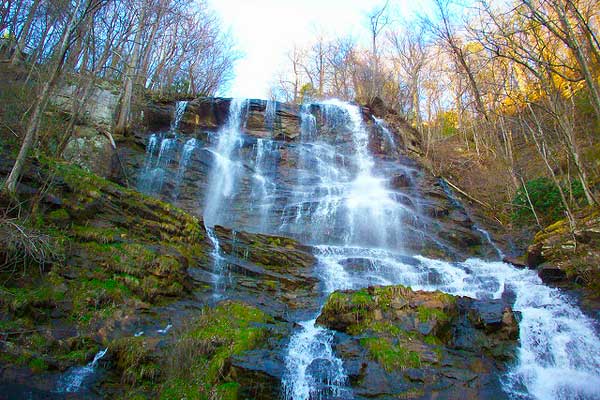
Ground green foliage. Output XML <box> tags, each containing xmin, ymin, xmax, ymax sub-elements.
<box><xmin>511</xmin><ymin>177</ymin><xmax>585</xmax><ymax>225</ymax></box>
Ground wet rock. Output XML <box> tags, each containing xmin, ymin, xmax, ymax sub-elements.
<box><xmin>143</xmin><ymin>102</ymin><xmax>174</xmax><ymax>131</ymax></box>
<box><xmin>503</xmin><ymin>256</ymin><xmax>529</xmax><ymax>269</ymax></box>
<box><xmin>537</xmin><ymin>263</ymin><xmax>567</xmax><ymax>283</ymax></box>
<box><xmin>390</xmin><ymin>173</ymin><xmax>412</xmax><ymax>189</ymax></box>
<box><xmin>526</xmin><ymin>242</ymin><xmax>544</xmax><ymax>267</ymax></box>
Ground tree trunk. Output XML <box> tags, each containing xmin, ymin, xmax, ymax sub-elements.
<box><xmin>114</xmin><ymin>7</ymin><xmax>146</xmax><ymax>136</ymax></box>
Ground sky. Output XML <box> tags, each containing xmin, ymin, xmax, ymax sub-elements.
<box><xmin>208</xmin><ymin>0</ymin><xmax>433</xmax><ymax>99</ymax></box>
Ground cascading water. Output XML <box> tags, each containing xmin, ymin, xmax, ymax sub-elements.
<box><xmin>373</xmin><ymin>116</ymin><xmax>397</xmax><ymax>150</ymax></box>
<box><xmin>203</xmin><ymin>98</ymin><xmax>249</xmax><ymax>297</ymax></box>
<box><xmin>171</xmin><ymin>100</ymin><xmax>189</xmax><ymax>132</ymax></box>
<box><xmin>278</xmin><ymin>100</ymin><xmax>600</xmax><ymax>400</ymax></box>
<box><xmin>138</xmin><ymin>101</ymin><xmax>189</xmax><ymax>195</ymax></box>
<box><xmin>203</xmin><ymin>98</ymin><xmax>248</xmax><ymax>228</ymax></box>
<box><xmin>252</xmin><ymin>138</ymin><xmax>278</xmax><ymax>232</ymax></box>
<box><xmin>282</xmin><ymin>101</ymin><xmax>415</xmax><ymax>400</ymax></box>
<box><xmin>55</xmin><ymin>348</ymin><xmax>108</xmax><ymax>393</ymax></box>
<box><xmin>265</xmin><ymin>99</ymin><xmax>277</xmax><ymax>131</ymax></box>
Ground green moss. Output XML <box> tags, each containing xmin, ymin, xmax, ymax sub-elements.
<box><xmin>29</xmin><ymin>357</ymin><xmax>48</xmax><ymax>373</ymax></box>
<box><xmin>72</xmin><ymin>225</ymin><xmax>124</xmax><ymax>244</ymax></box>
<box><xmin>424</xmin><ymin>335</ymin><xmax>443</xmax><ymax>346</ymax></box>
<box><xmin>217</xmin><ymin>382</ymin><xmax>240</xmax><ymax>400</ymax></box>
<box><xmin>159</xmin><ymin>378</ymin><xmax>204</xmax><ymax>400</ymax></box>
<box><xmin>7</xmin><ymin>283</ymin><xmax>65</xmax><ymax>314</ymax></box>
<box><xmin>157</xmin><ymin>301</ymin><xmax>272</xmax><ymax>399</ymax></box>
<box><xmin>47</xmin><ymin>209</ymin><xmax>70</xmax><ymax>225</ymax></box>
<box><xmin>360</xmin><ymin>337</ymin><xmax>421</xmax><ymax>371</ymax></box>
<box><xmin>416</xmin><ymin>306</ymin><xmax>449</xmax><ymax>323</ymax></box>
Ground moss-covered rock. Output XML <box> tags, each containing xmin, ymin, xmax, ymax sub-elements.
<box><xmin>317</xmin><ymin>285</ymin><xmax>519</xmax><ymax>399</ymax></box>
<box><xmin>527</xmin><ymin>206</ymin><xmax>600</xmax><ymax>299</ymax></box>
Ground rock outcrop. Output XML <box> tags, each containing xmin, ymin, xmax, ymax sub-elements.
<box><xmin>51</xmin><ymin>82</ymin><xmax>121</xmax><ymax>177</ymax></box>
<box><xmin>316</xmin><ymin>285</ymin><xmax>519</xmax><ymax>399</ymax></box>
<box><xmin>526</xmin><ymin>207</ymin><xmax>600</xmax><ymax>298</ymax></box>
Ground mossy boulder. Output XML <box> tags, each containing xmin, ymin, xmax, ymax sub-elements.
<box><xmin>317</xmin><ymin>285</ymin><xmax>519</xmax><ymax>399</ymax></box>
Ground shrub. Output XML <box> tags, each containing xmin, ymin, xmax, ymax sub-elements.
<box><xmin>511</xmin><ymin>177</ymin><xmax>585</xmax><ymax>225</ymax></box>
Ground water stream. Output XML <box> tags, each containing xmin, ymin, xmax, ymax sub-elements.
<box><xmin>55</xmin><ymin>348</ymin><xmax>108</xmax><ymax>393</ymax></box>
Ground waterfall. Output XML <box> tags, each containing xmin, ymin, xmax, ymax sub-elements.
<box><xmin>202</xmin><ymin>98</ymin><xmax>249</xmax><ymax>298</ymax></box>
<box><xmin>171</xmin><ymin>100</ymin><xmax>188</xmax><ymax>131</ymax></box>
<box><xmin>282</xmin><ymin>100</ymin><xmax>411</xmax><ymax>399</ymax></box>
<box><xmin>203</xmin><ymin>98</ymin><xmax>248</xmax><ymax>228</ymax></box>
<box><xmin>251</xmin><ymin>138</ymin><xmax>278</xmax><ymax>232</ymax></box>
<box><xmin>373</xmin><ymin>116</ymin><xmax>397</xmax><ymax>150</ymax></box>
<box><xmin>132</xmin><ymin>97</ymin><xmax>600</xmax><ymax>400</ymax></box>
<box><xmin>265</xmin><ymin>99</ymin><xmax>277</xmax><ymax>131</ymax></box>
<box><xmin>138</xmin><ymin>135</ymin><xmax>178</xmax><ymax>194</ymax></box>
<box><xmin>55</xmin><ymin>348</ymin><xmax>108</xmax><ymax>393</ymax></box>
<box><xmin>138</xmin><ymin>101</ymin><xmax>189</xmax><ymax>195</ymax></box>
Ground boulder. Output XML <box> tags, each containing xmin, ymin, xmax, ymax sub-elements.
<box><xmin>62</xmin><ymin>126</ymin><xmax>117</xmax><ymax>178</ymax></box>
<box><xmin>316</xmin><ymin>284</ymin><xmax>519</xmax><ymax>399</ymax></box>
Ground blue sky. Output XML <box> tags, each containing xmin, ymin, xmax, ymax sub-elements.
<box><xmin>208</xmin><ymin>0</ymin><xmax>434</xmax><ymax>98</ymax></box>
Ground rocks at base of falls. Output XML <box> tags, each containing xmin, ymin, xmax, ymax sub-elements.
<box><xmin>525</xmin><ymin>207</ymin><xmax>600</xmax><ymax>298</ymax></box>
<box><xmin>316</xmin><ymin>285</ymin><xmax>519</xmax><ymax>399</ymax></box>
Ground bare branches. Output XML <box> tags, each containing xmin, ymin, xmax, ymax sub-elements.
<box><xmin>0</xmin><ymin>217</ymin><xmax>61</xmax><ymax>274</ymax></box>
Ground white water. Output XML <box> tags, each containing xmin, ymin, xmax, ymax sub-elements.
<box><xmin>203</xmin><ymin>98</ymin><xmax>248</xmax><ymax>228</ymax></box>
<box><xmin>308</xmin><ymin>245</ymin><xmax>600</xmax><ymax>400</ymax></box>
<box><xmin>252</xmin><ymin>138</ymin><xmax>278</xmax><ymax>232</ymax></box>
<box><xmin>279</xmin><ymin>100</ymin><xmax>600</xmax><ymax>400</ymax></box>
<box><xmin>373</xmin><ymin>116</ymin><xmax>397</xmax><ymax>150</ymax></box>
<box><xmin>55</xmin><ymin>348</ymin><xmax>108</xmax><ymax>393</ymax></box>
<box><xmin>171</xmin><ymin>100</ymin><xmax>189</xmax><ymax>131</ymax></box>
<box><xmin>138</xmin><ymin>101</ymin><xmax>189</xmax><ymax>195</ymax></box>
<box><xmin>265</xmin><ymin>99</ymin><xmax>277</xmax><ymax>131</ymax></box>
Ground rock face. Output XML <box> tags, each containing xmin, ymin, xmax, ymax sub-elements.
<box><xmin>51</xmin><ymin>82</ymin><xmax>121</xmax><ymax>177</ymax></box>
<box><xmin>211</xmin><ymin>225</ymin><xmax>320</xmax><ymax>313</ymax></box>
<box><xmin>62</xmin><ymin>126</ymin><xmax>118</xmax><ymax>177</ymax></box>
<box><xmin>526</xmin><ymin>207</ymin><xmax>600</xmax><ymax>296</ymax></box>
<box><xmin>316</xmin><ymin>285</ymin><xmax>519</xmax><ymax>399</ymax></box>
<box><xmin>52</xmin><ymin>83</ymin><xmax>119</xmax><ymax>129</ymax></box>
